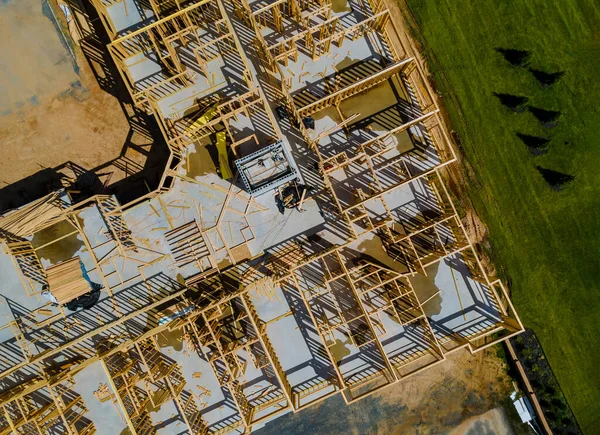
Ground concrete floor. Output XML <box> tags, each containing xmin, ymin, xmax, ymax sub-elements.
<box><xmin>107</xmin><ymin>0</ymin><xmax>155</xmax><ymax>36</ymax></box>
<box><xmin>430</xmin><ymin>254</ymin><xmax>502</xmax><ymax>341</ymax></box>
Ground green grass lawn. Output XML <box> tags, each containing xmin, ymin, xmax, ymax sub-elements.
<box><xmin>401</xmin><ymin>0</ymin><xmax>600</xmax><ymax>432</ymax></box>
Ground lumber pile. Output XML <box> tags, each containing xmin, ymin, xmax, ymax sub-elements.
<box><xmin>45</xmin><ymin>257</ymin><xmax>92</xmax><ymax>305</ymax></box>
<box><xmin>0</xmin><ymin>191</ymin><xmax>66</xmax><ymax>240</ymax></box>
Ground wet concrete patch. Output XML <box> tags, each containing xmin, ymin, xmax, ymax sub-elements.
<box><xmin>395</xmin><ymin>129</ymin><xmax>414</xmax><ymax>153</ymax></box>
<box><xmin>369</xmin><ymin>121</ymin><xmax>415</xmax><ymax>154</ymax></box>
<box><xmin>186</xmin><ymin>143</ymin><xmax>218</xmax><ymax>178</ymax></box>
<box><xmin>217</xmin><ymin>258</ymin><xmax>232</xmax><ymax>270</ymax></box>
<box><xmin>330</xmin><ymin>0</ymin><xmax>351</xmax><ymax>13</ymax></box>
<box><xmin>327</xmin><ymin>338</ymin><xmax>351</xmax><ymax>362</ymax></box>
<box><xmin>31</xmin><ymin>219</ymin><xmax>83</xmax><ymax>265</ymax></box>
<box><xmin>313</xmin><ymin>106</ymin><xmax>342</xmax><ymax>124</ymax></box>
<box><xmin>156</xmin><ymin>327</ymin><xmax>184</xmax><ymax>352</ymax></box>
<box><xmin>410</xmin><ymin>262</ymin><xmax>442</xmax><ymax>317</ymax></box>
<box><xmin>339</xmin><ymin>81</ymin><xmax>398</xmax><ymax>123</ymax></box>
<box><xmin>355</xmin><ymin>234</ymin><xmax>409</xmax><ymax>275</ymax></box>
<box><xmin>334</xmin><ymin>56</ymin><xmax>360</xmax><ymax>72</ymax></box>
<box><xmin>146</xmin><ymin>387</ymin><xmax>171</xmax><ymax>413</ymax></box>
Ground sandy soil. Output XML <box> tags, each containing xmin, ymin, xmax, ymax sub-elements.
<box><xmin>373</xmin><ymin>348</ymin><xmax>514</xmax><ymax>434</ymax></box>
<box><xmin>256</xmin><ymin>348</ymin><xmax>518</xmax><ymax>435</ymax></box>
<box><xmin>0</xmin><ymin>0</ymin><xmax>140</xmax><ymax>187</ymax></box>
<box><xmin>450</xmin><ymin>408</ymin><xmax>513</xmax><ymax>435</ymax></box>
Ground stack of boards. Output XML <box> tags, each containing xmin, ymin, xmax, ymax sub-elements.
<box><xmin>45</xmin><ymin>257</ymin><xmax>91</xmax><ymax>305</ymax></box>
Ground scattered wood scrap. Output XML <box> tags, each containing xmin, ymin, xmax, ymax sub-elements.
<box><xmin>197</xmin><ymin>385</ymin><xmax>211</xmax><ymax>397</ymax></box>
<box><xmin>93</xmin><ymin>383</ymin><xmax>113</xmax><ymax>402</ymax></box>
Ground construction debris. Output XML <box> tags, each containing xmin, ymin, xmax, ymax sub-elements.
<box><xmin>93</xmin><ymin>383</ymin><xmax>113</xmax><ymax>403</ymax></box>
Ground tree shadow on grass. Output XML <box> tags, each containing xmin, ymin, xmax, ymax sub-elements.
<box><xmin>528</xmin><ymin>107</ymin><xmax>561</xmax><ymax>128</ymax></box>
<box><xmin>493</xmin><ymin>93</ymin><xmax>529</xmax><ymax>112</ymax></box>
<box><xmin>516</xmin><ymin>133</ymin><xmax>550</xmax><ymax>156</ymax></box>
<box><xmin>536</xmin><ymin>166</ymin><xmax>574</xmax><ymax>191</ymax></box>
<box><xmin>529</xmin><ymin>69</ymin><xmax>565</xmax><ymax>89</ymax></box>
<box><xmin>495</xmin><ymin>48</ymin><xmax>532</xmax><ymax>68</ymax></box>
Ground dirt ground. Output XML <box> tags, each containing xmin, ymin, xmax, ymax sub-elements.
<box><xmin>0</xmin><ymin>0</ymin><xmax>164</xmax><ymax>211</ymax></box>
<box><xmin>0</xmin><ymin>0</ymin><xmax>127</xmax><ymax>183</ymax></box>
<box><xmin>450</xmin><ymin>408</ymin><xmax>513</xmax><ymax>435</ymax></box>
<box><xmin>373</xmin><ymin>348</ymin><xmax>515</xmax><ymax>434</ymax></box>
<box><xmin>256</xmin><ymin>348</ymin><xmax>522</xmax><ymax>435</ymax></box>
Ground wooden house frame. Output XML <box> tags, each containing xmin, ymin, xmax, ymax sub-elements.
<box><xmin>0</xmin><ymin>0</ymin><xmax>525</xmax><ymax>433</ymax></box>
<box><xmin>90</xmin><ymin>0</ymin><xmax>200</xmax><ymax>40</ymax></box>
<box><xmin>0</xmin><ymin>375</ymin><xmax>95</xmax><ymax>435</ymax></box>
<box><xmin>106</xmin><ymin>0</ymin><xmax>225</xmax><ymax>109</ymax></box>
